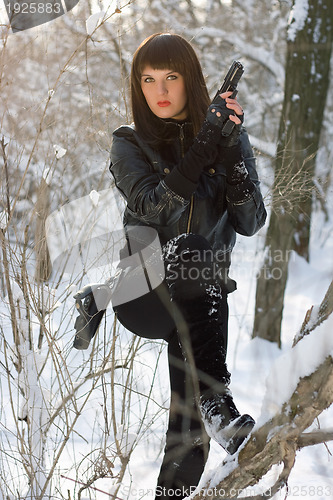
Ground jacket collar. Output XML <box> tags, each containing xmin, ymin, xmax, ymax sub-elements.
<box><xmin>160</xmin><ymin>118</ymin><xmax>194</xmax><ymax>142</ymax></box>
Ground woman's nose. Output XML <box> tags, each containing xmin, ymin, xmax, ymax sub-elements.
<box><xmin>157</xmin><ymin>81</ymin><xmax>167</xmax><ymax>95</ymax></box>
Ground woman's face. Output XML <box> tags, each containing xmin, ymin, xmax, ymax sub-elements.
<box><xmin>141</xmin><ymin>66</ymin><xmax>188</xmax><ymax>121</ymax></box>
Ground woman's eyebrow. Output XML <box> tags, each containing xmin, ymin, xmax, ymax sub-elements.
<box><xmin>141</xmin><ymin>70</ymin><xmax>177</xmax><ymax>77</ymax></box>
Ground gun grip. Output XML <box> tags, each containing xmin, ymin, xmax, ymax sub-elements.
<box><xmin>221</xmin><ymin>88</ymin><xmax>238</xmax><ymax>136</ymax></box>
<box><xmin>221</xmin><ymin>119</ymin><xmax>235</xmax><ymax>136</ymax></box>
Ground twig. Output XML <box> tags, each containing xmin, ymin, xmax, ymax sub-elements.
<box><xmin>60</xmin><ymin>475</ymin><xmax>123</xmax><ymax>499</ymax></box>
<box><xmin>1</xmin><ymin>137</ymin><xmax>11</xmax><ymax>216</ymax></box>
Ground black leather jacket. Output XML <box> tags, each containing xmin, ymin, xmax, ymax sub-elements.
<box><xmin>109</xmin><ymin>121</ymin><xmax>266</xmax><ymax>286</ymax></box>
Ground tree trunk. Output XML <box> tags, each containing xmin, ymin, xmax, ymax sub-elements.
<box><xmin>253</xmin><ymin>0</ymin><xmax>333</xmax><ymax>346</ymax></box>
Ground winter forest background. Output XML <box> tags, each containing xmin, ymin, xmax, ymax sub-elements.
<box><xmin>0</xmin><ymin>0</ymin><xmax>333</xmax><ymax>499</ymax></box>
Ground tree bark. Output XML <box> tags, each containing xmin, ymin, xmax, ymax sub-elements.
<box><xmin>253</xmin><ymin>0</ymin><xmax>333</xmax><ymax>345</ymax></box>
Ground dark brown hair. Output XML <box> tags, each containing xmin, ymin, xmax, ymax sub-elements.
<box><xmin>131</xmin><ymin>33</ymin><xmax>210</xmax><ymax>143</ymax></box>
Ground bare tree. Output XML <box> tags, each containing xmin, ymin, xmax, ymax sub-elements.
<box><xmin>253</xmin><ymin>0</ymin><xmax>333</xmax><ymax>346</ymax></box>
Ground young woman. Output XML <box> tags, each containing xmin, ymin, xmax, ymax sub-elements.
<box><xmin>110</xmin><ymin>33</ymin><xmax>266</xmax><ymax>497</ymax></box>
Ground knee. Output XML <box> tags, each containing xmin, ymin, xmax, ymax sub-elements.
<box><xmin>176</xmin><ymin>233</ymin><xmax>212</xmax><ymax>254</ymax></box>
<box><xmin>166</xmin><ymin>234</ymin><xmax>213</xmax><ymax>263</ymax></box>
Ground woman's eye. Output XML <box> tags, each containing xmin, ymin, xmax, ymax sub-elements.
<box><xmin>143</xmin><ymin>77</ymin><xmax>154</xmax><ymax>83</ymax></box>
<box><xmin>167</xmin><ymin>75</ymin><xmax>177</xmax><ymax>80</ymax></box>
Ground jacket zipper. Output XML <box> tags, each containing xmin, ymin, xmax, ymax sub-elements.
<box><xmin>179</xmin><ymin>124</ymin><xmax>194</xmax><ymax>233</ymax></box>
<box><xmin>179</xmin><ymin>124</ymin><xmax>185</xmax><ymax>157</ymax></box>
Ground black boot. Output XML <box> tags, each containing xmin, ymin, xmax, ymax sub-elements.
<box><xmin>199</xmin><ymin>389</ymin><xmax>255</xmax><ymax>454</ymax></box>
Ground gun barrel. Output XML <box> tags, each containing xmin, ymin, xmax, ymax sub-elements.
<box><xmin>220</xmin><ymin>60</ymin><xmax>244</xmax><ymax>93</ymax></box>
<box><xmin>213</xmin><ymin>60</ymin><xmax>244</xmax><ymax>102</ymax></box>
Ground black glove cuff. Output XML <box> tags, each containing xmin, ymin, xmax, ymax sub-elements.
<box><xmin>221</xmin><ymin>143</ymin><xmax>242</xmax><ymax>166</ymax></box>
<box><xmin>220</xmin><ymin>144</ymin><xmax>248</xmax><ymax>185</ymax></box>
<box><xmin>227</xmin><ymin>159</ymin><xmax>249</xmax><ymax>185</ymax></box>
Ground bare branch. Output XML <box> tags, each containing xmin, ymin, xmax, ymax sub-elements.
<box><xmin>298</xmin><ymin>429</ymin><xmax>333</xmax><ymax>449</ymax></box>
<box><xmin>293</xmin><ymin>278</ymin><xmax>333</xmax><ymax>346</ymax></box>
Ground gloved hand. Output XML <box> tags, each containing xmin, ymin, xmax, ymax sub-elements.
<box><xmin>206</xmin><ymin>92</ymin><xmax>244</xmax><ymax>147</ymax></box>
<box><xmin>163</xmin><ymin>93</ymin><xmax>245</xmax><ymax>197</ymax></box>
<box><xmin>207</xmin><ymin>92</ymin><xmax>248</xmax><ymax>185</ymax></box>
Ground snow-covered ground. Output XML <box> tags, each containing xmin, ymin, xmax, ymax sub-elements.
<box><xmin>1</xmin><ymin>175</ymin><xmax>333</xmax><ymax>499</ymax></box>
<box><xmin>133</xmin><ymin>215</ymin><xmax>333</xmax><ymax>500</ymax></box>
<box><xmin>56</xmin><ymin>199</ymin><xmax>333</xmax><ymax>499</ymax></box>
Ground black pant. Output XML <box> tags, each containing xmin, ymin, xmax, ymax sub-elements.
<box><xmin>114</xmin><ymin>234</ymin><xmax>231</xmax><ymax>497</ymax></box>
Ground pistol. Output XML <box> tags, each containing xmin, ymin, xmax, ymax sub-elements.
<box><xmin>212</xmin><ymin>60</ymin><xmax>244</xmax><ymax>136</ymax></box>
<box><xmin>73</xmin><ymin>282</ymin><xmax>112</xmax><ymax>349</ymax></box>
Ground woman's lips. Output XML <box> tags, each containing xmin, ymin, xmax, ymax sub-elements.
<box><xmin>157</xmin><ymin>101</ymin><xmax>171</xmax><ymax>107</ymax></box>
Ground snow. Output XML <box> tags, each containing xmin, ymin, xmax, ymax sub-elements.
<box><xmin>89</xmin><ymin>189</ymin><xmax>101</xmax><ymax>207</ymax></box>
<box><xmin>67</xmin><ymin>205</ymin><xmax>332</xmax><ymax>500</ymax></box>
<box><xmin>85</xmin><ymin>11</ymin><xmax>107</xmax><ymax>36</ymax></box>
<box><xmin>191</xmin><ymin>209</ymin><xmax>333</xmax><ymax>498</ymax></box>
<box><xmin>1</xmin><ymin>2</ymin><xmax>333</xmax><ymax>498</ymax></box>
<box><xmin>9</xmin><ymin>168</ymin><xmax>329</xmax><ymax>500</ymax></box>
<box><xmin>1</xmin><ymin>170</ymin><xmax>332</xmax><ymax>495</ymax></box>
<box><xmin>171</xmin><ymin>245</ymin><xmax>332</xmax><ymax>500</ymax></box>
<box><xmin>287</xmin><ymin>0</ymin><xmax>309</xmax><ymax>42</ymax></box>
<box><xmin>260</xmin><ymin>314</ymin><xmax>333</xmax><ymax>424</ymax></box>
<box><xmin>248</xmin><ymin>134</ymin><xmax>276</xmax><ymax>158</ymax></box>
<box><xmin>53</xmin><ymin>144</ymin><xmax>67</xmax><ymax>159</ymax></box>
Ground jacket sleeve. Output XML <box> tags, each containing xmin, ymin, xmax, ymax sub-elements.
<box><xmin>109</xmin><ymin>126</ymin><xmax>190</xmax><ymax>227</ymax></box>
<box><xmin>224</xmin><ymin>129</ymin><xmax>267</xmax><ymax>236</ymax></box>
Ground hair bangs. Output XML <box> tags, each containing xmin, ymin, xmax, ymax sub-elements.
<box><xmin>136</xmin><ymin>34</ymin><xmax>187</xmax><ymax>77</ymax></box>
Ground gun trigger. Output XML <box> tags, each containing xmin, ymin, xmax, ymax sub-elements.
<box><xmin>230</xmin><ymin>89</ymin><xmax>238</xmax><ymax>99</ymax></box>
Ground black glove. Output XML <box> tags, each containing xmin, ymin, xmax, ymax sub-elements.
<box><xmin>206</xmin><ymin>94</ymin><xmax>243</xmax><ymax>147</ymax></box>
<box><xmin>163</xmin><ymin>98</ymin><xmax>244</xmax><ymax>198</ymax></box>
<box><xmin>164</xmin><ymin>119</ymin><xmax>222</xmax><ymax>196</ymax></box>
<box><xmin>73</xmin><ymin>283</ymin><xmax>111</xmax><ymax>349</ymax></box>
